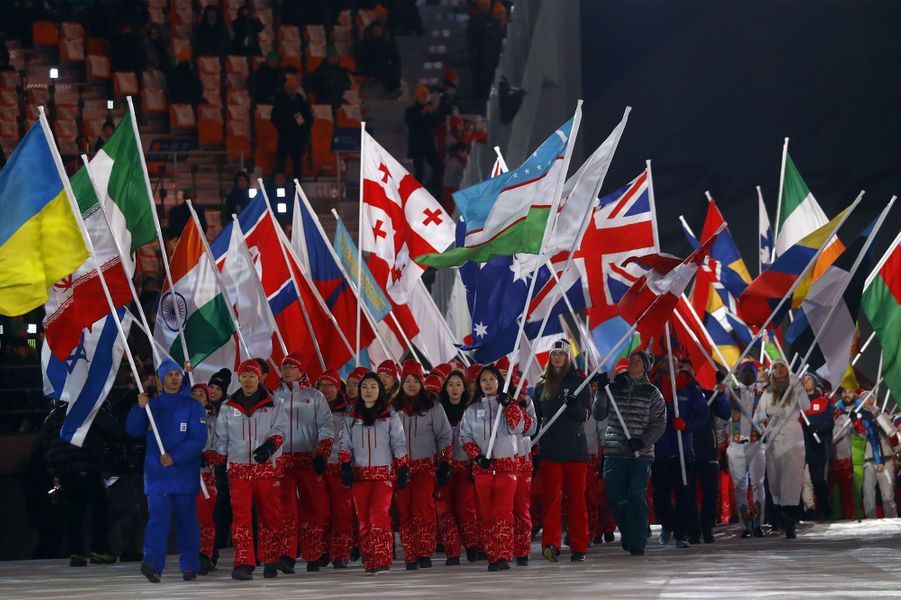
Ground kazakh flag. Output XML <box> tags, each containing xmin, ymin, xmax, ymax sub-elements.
<box><xmin>0</xmin><ymin>122</ymin><xmax>88</xmax><ymax>315</ymax></box>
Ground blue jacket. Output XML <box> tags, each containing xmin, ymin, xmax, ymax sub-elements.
<box><xmin>653</xmin><ymin>374</ymin><xmax>709</xmax><ymax>461</ymax></box>
<box><xmin>126</xmin><ymin>390</ymin><xmax>207</xmax><ymax>496</ymax></box>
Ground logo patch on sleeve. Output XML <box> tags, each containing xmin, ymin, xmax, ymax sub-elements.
<box><xmin>180</xmin><ymin>422</ymin><xmax>187</xmax><ymax>432</ymax></box>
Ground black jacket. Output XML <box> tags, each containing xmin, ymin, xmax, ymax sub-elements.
<box><xmin>42</xmin><ymin>403</ymin><xmax>123</xmax><ymax>473</ymax></box>
<box><xmin>404</xmin><ymin>103</ymin><xmax>442</xmax><ymax>157</ymax></box>
<box><xmin>272</xmin><ymin>92</ymin><xmax>313</xmax><ymax>148</ymax></box>
<box><xmin>533</xmin><ymin>367</ymin><xmax>591</xmax><ymax>463</ymax></box>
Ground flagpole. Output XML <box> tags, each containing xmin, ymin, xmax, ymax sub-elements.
<box><xmin>794</xmin><ymin>197</ymin><xmax>895</xmax><ymax>377</ymax></box>
<box><xmin>39</xmin><ymin>107</ymin><xmax>165</xmax><ymax>454</ymax></box>
<box><xmin>705</xmin><ymin>191</ymin><xmax>864</xmax><ymax>403</ymax></box>
<box><xmin>486</xmin><ymin>101</ymin><xmax>586</xmax><ymax>458</ymax></box>
<box><xmin>678</xmin><ymin>293</ymin><xmax>740</xmax><ymax>375</ymax></box>
<box><xmin>80</xmin><ymin>154</ymin><xmax>161</xmax><ymax>369</ymax></box>
<box><xmin>772</xmin><ymin>137</ymin><xmax>789</xmax><ymax>263</ymax></box>
<box><xmin>293</xmin><ymin>185</ymin><xmax>394</xmax><ymax>362</ymax></box>
<box><xmin>126</xmin><ymin>96</ymin><xmax>193</xmax><ymax>384</ymax></box>
<box><xmin>664</xmin><ymin>322</ymin><xmax>688</xmax><ymax>485</ymax></box>
<box><xmin>186</xmin><ymin>201</ymin><xmax>252</xmax><ymax>359</ymax></box>
<box><xmin>492</xmin><ymin>145</ymin><xmax>509</xmax><ymax>172</ymax></box>
<box><xmin>646</xmin><ymin>159</ymin><xmax>661</xmax><ymax>251</ymax></box>
<box><xmin>852</xmin><ymin>331</ymin><xmax>877</xmax><ymax>367</ymax></box>
<box><xmin>356</xmin><ymin>122</ymin><xmax>366</xmax><ymax>367</ymax></box>
<box><xmin>231</xmin><ymin>214</ymin><xmax>289</xmax><ymax>356</ymax></box>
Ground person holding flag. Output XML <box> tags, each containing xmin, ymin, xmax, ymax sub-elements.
<box><xmin>319</xmin><ymin>368</ymin><xmax>356</xmax><ymax>569</ymax></box>
<box><xmin>126</xmin><ymin>359</ymin><xmax>207</xmax><ymax>583</ymax></box>
<box><xmin>190</xmin><ymin>383</ymin><xmax>219</xmax><ymax>575</ymax></box>
<box><xmin>511</xmin><ymin>372</ymin><xmax>537</xmax><ymax>566</ymax></box>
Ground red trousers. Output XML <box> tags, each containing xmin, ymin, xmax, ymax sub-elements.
<box><xmin>586</xmin><ymin>458</ymin><xmax>615</xmax><ymax>536</ymax></box>
<box><xmin>394</xmin><ymin>468</ymin><xmax>437</xmax><ymax>563</ymax></box>
<box><xmin>540</xmin><ymin>461</ymin><xmax>588</xmax><ymax>553</ymax></box>
<box><xmin>280</xmin><ymin>464</ymin><xmax>329</xmax><ymax>562</ymax></box>
<box><xmin>352</xmin><ymin>480</ymin><xmax>394</xmax><ymax>570</ymax></box>
<box><xmin>720</xmin><ymin>469</ymin><xmax>734</xmax><ymax>524</ymax></box>
<box><xmin>474</xmin><ymin>471</ymin><xmax>516</xmax><ymax>563</ymax></box>
<box><xmin>325</xmin><ymin>473</ymin><xmax>354</xmax><ymax>563</ymax></box>
<box><xmin>437</xmin><ymin>467</ymin><xmax>480</xmax><ymax>558</ymax></box>
<box><xmin>830</xmin><ymin>459</ymin><xmax>855</xmax><ymax>520</ymax></box>
<box><xmin>229</xmin><ymin>476</ymin><xmax>282</xmax><ymax>567</ymax></box>
<box><xmin>513</xmin><ymin>465</ymin><xmax>532</xmax><ymax>558</ymax></box>
<box><xmin>196</xmin><ymin>472</ymin><xmax>217</xmax><ymax>558</ymax></box>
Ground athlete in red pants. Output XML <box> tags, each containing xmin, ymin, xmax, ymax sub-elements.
<box><xmin>460</xmin><ymin>365</ymin><xmax>524</xmax><ymax>571</ymax></box>
<box><xmin>210</xmin><ymin>360</ymin><xmax>288</xmax><ymax>580</ymax></box>
<box><xmin>191</xmin><ymin>384</ymin><xmax>219</xmax><ymax>574</ymax></box>
<box><xmin>512</xmin><ymin>377</ymin><xmax>537</xmax><ymax>565</ymax></box>
<box><xmin>339</xmin><ymin>372</ymin><xmax>410</xmax><ymax>575</ymax></box>
<box><xmin>321</xmin><ymin>368</ymin><xmax>357</xmax><ymax>567</ymax></box>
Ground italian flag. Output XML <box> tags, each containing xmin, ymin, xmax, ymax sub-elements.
<box><xmin>861</xmin><ymin>231</ymin><xmax>901</xmax><ymax>402</ymax></box>
<box><xmin>43</xmin><ymin>113</ymin><xmax>156</xmax><ymax>360</ymax></box>
<box><xmin>154</xmin><ymin>218</ymin><xmax>235</xmax><ymax>367</ymax></box>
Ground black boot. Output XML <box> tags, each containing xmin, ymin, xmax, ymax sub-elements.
<box><xmin>231</xmin><ymin>565</ymin><xmax>254</xmax><ymax>581</ymax></box>
<box><xmin>263</xmin><ymin>563</ymin><xmax>278</xmax><ymax>578</ymax></box>
<box><xmin>516</xmin><ymin>556</ymin><xmax>529</xmax><ymax>566</ymax></box>
<box><xmin>418</xmin><ymin>556</ymin><xmax>432</xmax><ymax>568</ymax></box>
<box><xmin>702</xmin><ymin>524</ymin><xmax>714</xmax><ymax>544</ymax></box>
<box><xmin>276</xmin><ymin>556</ymin><xmax>295</xmax><ymax>574</ymax></box>
<box><xmin>466</xmin><ymin>547</ymin><xmax>479</xmax><ymax>562</ymax></box>
<box><xmin>140</xmin><ymin>561</ymin><xmax>161</xmax><ymax>583</ymax></box>
<box><xmin>783</xmin><ymin>506</ymin><xmax>797</xmax><ymax>539</ymax></box>
<box><xmin>199</xmin><ymin>554</ymin><xmax>215</xmax><ymax>575</ymax></box>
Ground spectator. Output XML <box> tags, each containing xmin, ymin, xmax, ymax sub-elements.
<box><xmin>251</xmin><ymin>51</ymin><xmax>285</xmax><ymax>105</ymax></box>
<box><xmin>231</xmin><ymin>5</ymin><xmax>263</xmax><ymax>57</ymax></box>
<box><xmin>271</xmin><ymin>77</ymin><xmax>313</xmax><ymax>179</ymax></box>
<box><xmin>468</xmin><ymin>0</ymin><xmax>505</xmax><ymax>101</ymax></box>
<box><xmin>167</xmin><ymin>190</ymin><xmax>207</xmax><ymax>240</ymax></box>
<box><xmin>441</xmin><ymin>143</ymin><xmax>468</xmax><ymax>214</ymax></box>
<box><xmin>224</xmin><ymin>171</ymin><xmax>253</xmax><ymax>221</ymax></box>
<box><xmin>110</xmin><ymin>20</ymin><xmax>147</xmax><ymax>73</ymax></box>
<box><xmin>193</xmin><ymin>4</ymin><xmax>229</xmax><ymax>58</ymax></box>
<box><xmin>95</xmin><ymin>121</ymin><xmax>115</xmax><ymax>153</ymax></box>
<box><xmin>387</xmin><ymin>0</ymin><xmax>425</xmax><ymax>35</ymax></box>
<box><xmin>309</xmin><ymin>47</ymin><xmax>352</xmax><ymax>110</ymax></box>
<box><xmin>405</xmin><ymin>85</ymin><xmax>443</xmax><ymax>196</ymax></box>
<box><xmin>143</xmin><ymin>23</ymin><xmax>173</xmax><ymax>74</ymax></box>
<box><xmin>434</xmin><ymin>69</ymin><xmax>461</xmax><ymax>157</ymax></box>
<box><xmin>356</xmin><ymin>22</ymin><xmax>402</xmax><ymax>95</ymax></box>
<box><xmin>168</xmin><ymin>56</ymin><xmax>205</xmax><ymax>107</ymax></box>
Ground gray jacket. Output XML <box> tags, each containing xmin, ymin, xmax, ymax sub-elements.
<box><xmin>460</xmin><ymin>395</ymin><xmax>524</xmax><ymax>460</ymax></box>
<box><xmin>340</xmin><ymin>407</ymin><xmax>408</xmax><ymax>469</ymax></box>
<box><xmin>214</xmin><ymin>390</ymin><xmax>289</xmax><ymax>469</ymax></box>
<box><xmin>591</xmin><ymin>373</ymin><xmax>666</xmax><ymax>460</ymax></box>
<box><xmin>272</xmin><ymin>382</ymin><xmax>334</xmax><ymax>454</ymax></box>
<box><xmin>515</xmin><ymin>395</ymin><xmax>537</xmax><ymax>458</ymax></box>
<box><xmin>396</xmin><ymin>403</ymin><xmax>453</xmax><ymax>462</ymax></box>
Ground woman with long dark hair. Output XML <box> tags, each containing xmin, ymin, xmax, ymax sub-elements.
<box><xmin>460</xmin><ymin>365</ymin><xmax>524</xmax><ymax>571</ymax></box>
<box><xmin>510</xmin><ymin>372</ymin><xmax>537</xmax><ymax>565</ymax></box>
<box><xmin>392</xmin><ymin>360</ymin><xmax>453</xmax><ymax>569</ymax></box>
<box><xmin>317</xmin><ymin>369</ymin><xmax>353</xmax><ymax>568</ymax></box>
<box><xmin>436</xmin><ymin>370</ymin><xmax>481</xmax><ymax>564</ymax></box>
<box><xmin>338</xmin><ymin>373</ymin><xmax>409</xmax><ymax>575</ymax></box>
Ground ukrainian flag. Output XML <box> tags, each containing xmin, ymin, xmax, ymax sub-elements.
<box><xmin>0</xmin><ymin>122</ymin><xmax>88</xmax><ymax>315</ymax></box>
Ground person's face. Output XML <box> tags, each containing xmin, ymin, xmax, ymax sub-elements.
<box><xmin>163</xmin><ymin>370</ymin><xmax>183</xmax><ymax>393</ymax></box>
<box><xmin>480</xmin><ymin>371</ymin><xmax>499</xmax><ymax>396</ymax></box>
<box><xmin>627</xmin><ymin>354</ymin><xmax>645</xmax><ymax>379</ymax></box>
<box><xmin>550</xmin><ymin>350</ymin><xmax>567</xmax><ymax>370</ymax></box>
<box><xmin>589</xmin><ymin>381</ymin><xmax>598</xmax><ymax>396</ymax></box>
<box><xmin>841</xmin><ymin>388</ymin><xmax>856</xmax><ymax>405</ymax></box>
<box><xmin>678</xmin><ymin>361</ymin><xmax>693</xmax><ymax>375</ymax></box>
<box><xmin>239</xmin><ymin>370</ymin><xmax>260</xmax><ymax>393</ymax></box>
<box><xmin>402</xmin><ymin>375</ymin><xmax>421</xmax><ymax>398</ymax></box>
<box><xmin>771</xmin><ymin>363</ymin><xmax>789</xmax><ymax>380</ymax></box>
<box><xmin>739</xmin><ymin>368</ymin><xmax>755</xmax><ymax>386</ymax></box>
<box><xmin>208</xmin><ymin>384</ymin><xmax>224</xmax><ymax>402</ymax></box>
<box><xmin>192</xmin><ymin>388</ymin><xmax>209</xmax><ymax>406</ymax></box>
<box><xmin>445</xmin><ymin>375</ymin><xmax>465</xmax><ymax>403</ymax></box>
<box><xmin>466</xmin><ymin>380</ymin><xmax>477</xmax><ymax>397</ymax></box>
<box><xmin>237</xmin><ymin>176</ymin><xmax>249</xmax><ymax>189</ymax></box>
<box><xmin>360</xmin><ymin>378</ymin><xmax>380</xmax><ymax>406</ymax></box>
<box><xmin>281</xmin><ymin>363</ymin><xmax>302</xmax><ymax>383</ymax></box>
<box><xmin>346</xmin><ymin>377</ymin><xmax>360</xmax><ymax>399</ymax></box>
<box><xmin>378</xmin><ymin>372</ymin><xmax>395</xmax><ymax>390</ymax></box>
<box><xmin>802</xmin><ymin>375</ymin><xmax>815</xmax><ymax>393</ymax></box>
<box><xmin>320</xmin><ymin>381</ymin><xmax>338</xmax><ymax>402</ymax></box>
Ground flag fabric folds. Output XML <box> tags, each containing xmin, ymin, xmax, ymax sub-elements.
<box><xmin>861</xmin><ymin>232</ymin><xmax>901</xmax><ymax>401</ymax></box>
<box><xmin>333</xmin><ymin>218</ymin><xmax>392</xmax><ymax>322</ymax></box>
<box><xmin>759</xmin><ymin>190</ymin><xmax>773</xmax><ymax>272</ymax></box>
<box><xmin>0</xmin><ymin>121</ymin><xmax>88</xmax><ymax>315</ymax></box>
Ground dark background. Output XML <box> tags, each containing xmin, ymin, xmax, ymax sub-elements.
<box><xmin>580</xmin><ymin>0</ymin><xmax>901</xmax><ymax>269</ymax></box>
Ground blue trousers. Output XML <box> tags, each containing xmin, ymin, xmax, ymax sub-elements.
<box><xmin>144</xmin><ymin>494</ymin><xmax>200</xmax><ymax>574</ymax></box>
<box><xmin>603</xmin><ymin>457</ymin><xmax>652</xmax><ymax>553</ymax></box>
<box><xmin>652</xmin><ymin>456</ymin><xmax>696</xmax><ymax>541</ymax></box>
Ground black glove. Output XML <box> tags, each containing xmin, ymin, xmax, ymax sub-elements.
<box><xmin>475</xmin><ymin>454</ymin><xmax>492</xmax><ymax>470</ymax></box>
<box><xmin>850</xmin><ymin>410</ymin><xmax>860</xmax><ymax>423</ymax></box>
<box><xmin>564</xmin><ymin>393</ymin><xmax>579</xmax><ymax>407</ymax></box>
<box><xmin>626</xmin><ymin>437</ymin><xmax>643</xmax><ymax>453</ymax></box>
<box><xmin>313</xmin><ymin>455</ymin><xmax>327</xmax><ymax>475</ymax></box>
<box><xmin>592</xmin><ymin>372</ymin><xmax>610</xmax><ymax>389</ymax></box>
<box><xmin>341</xmin><ymin>462</ymin><xmax>354</xmax><ymax>487</ymax></box>
<box><xmin>436</xmin><ymin>461</ymin><xmax>452</xmax><ymax>487</ymax></box>
<box><xmin>497</xmin><ymin>392</ymin><xmax>512</xmax><ymax>407</ymax></box>
<box><xmin>396</xmin><ymin>465</ymin><xmax>410</xmax><ymax>490</ymax></box>
<box><xmin>252</xmin><ymin>440</ymin><xmax>277</xmax><ymax>464</ymax></box>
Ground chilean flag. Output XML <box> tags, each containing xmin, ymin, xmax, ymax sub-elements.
<box><xmin>617</xmin><ymin>232</ymin><xmax>720</xmax><ymax>338</ymax></box>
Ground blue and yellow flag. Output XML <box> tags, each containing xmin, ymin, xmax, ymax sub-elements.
<box><xmin>0</xmin><ymin>122</ymin><xmax>88</xmax><ymax>315</ymax></box>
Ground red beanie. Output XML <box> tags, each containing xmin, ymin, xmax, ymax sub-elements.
<box><xmin>377</xmin><ymin>360</ymin><xmax>398</xmax><ymax>379</ymax></box>
<box><xmin>318</xmin><ymin>368</ymin><xmax>342</xmax><ymax>386</ymax></box>
<box><xmin>238</xmin><ymin>359</ymin><xmax>262</xmax><ymax>379</ymax></box>
<box><xmin>424</xmin><ymin>374</ymin><xmax>442</xmax><ymax>393</ymax></box>
<box><xmin>614</xmin><ymin>358</ymin><xmax>629</xmax><ymax>375</ymax></box>
<box><xmin>191</xmin><ymin>383</ymin><xmax>211</xmax><ymax>398</ymax></box>
<box><xmin>401</xmin><ymin>359</ymin><xmax>424</xmax><ymax>382</ymax></box>
<box><xmin>431</xmin><ymin>363</ymin><xmax>452</xmax><ymax>380</ymax></box>
<box><xmin>494</xmin><ymin>356</ymin><xmax>510</xmax><ymax>373</ymax></box>
<box><xmin>281</xmin><ymin>351</ymin><xmax>305</xmax><ymax>370</ymax></box>
<box><xmin>347</xmin><ymin>366</ymin><xmax>368</xmax><ymax>382</ymax></box>
<box><xmin>465</xmin><ymin>363</ymin><xmax>483</xmax><ymax>382</ymax></box>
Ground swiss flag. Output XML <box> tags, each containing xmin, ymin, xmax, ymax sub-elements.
<box><xmin>361</xmin><ymin>131</ymin><xmax>455</xmax><ymax>304</ymax></box>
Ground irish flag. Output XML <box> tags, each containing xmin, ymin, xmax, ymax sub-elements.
<box><xmin>154</xmin><ymin>218</ymin><xmax>235</xmax><ymax>367</ymax></box>
<box><xmin>861</xmin><ymin>231</ymin><xmax>901</xmax><ymax>401</ymax></box>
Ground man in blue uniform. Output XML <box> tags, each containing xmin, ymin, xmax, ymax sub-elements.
<box><xmin>126</xmin><ymin>359</ymin><xmax>207</xmax><ymax>583</ymax></box>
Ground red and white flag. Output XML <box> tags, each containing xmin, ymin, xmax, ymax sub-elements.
<box><xmin>360</xmin><ymin>131</ymin><xmax>455</xmax><ymax>304</ymax></box>
<box><xmin>617</xmin><ymin>232</ymin><xmax>719</xmax><ymax>337</ymax></box>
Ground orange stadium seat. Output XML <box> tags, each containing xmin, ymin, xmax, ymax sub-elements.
<box><xmin>113</xmin><ymin>72</ymin><xmax>140</xmax><ymax>97</ymax></box>
<box><xmin>198</xmin><ymin>104</ymin><xmax>224</xmax><ymax>145</ymax></box>
<box><xmin>87</xmin><ymin>55</ymin><xmax>111</xmax><ymax>79</ymax></box>
<box><xmin>33</xmin><ymin>21</ymin><xmax>58</xmax><ymax>47</ymax></box>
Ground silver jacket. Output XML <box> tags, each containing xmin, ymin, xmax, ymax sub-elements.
<box><xmin>272</xmin><ymin>382</ymin><xmax>334</xmax><ymax>454</ymax></box>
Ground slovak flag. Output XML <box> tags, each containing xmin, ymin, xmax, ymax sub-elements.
<box><xmin>617</xmin><ymin>231</ymin><xmax>720</xmax><ymax>337</ymax></box>
<box><xmin>360</xmin><ymin>131</ymin><xmax>455</xmax><ymax>304</ymax></box>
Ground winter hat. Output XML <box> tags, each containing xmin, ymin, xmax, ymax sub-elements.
<box><xmin>377</xmin><ymin>360</ymin><xmax>399</xmax><ymax>379</ymax></box>
<box><xmin>424</xmin><ymin>374</ymin><xmax>442</xmax><ymax>393</ymax></box>
<box><xmin>209</xmin><ymin>368</ymin><xmax>232</xmax><ymax>391</ymax></box>
<box><xmin>281</xmin><ymin>352</ymin><xmax>305</xmax><ymax>370</ymax></box>
<box><xmin>494</xmin><ymin>356</ymin><xmax>510</xmax><ymax>374</ymax></box>
<box><xmin>465</xmin><ymin>363</ymin><xmax>483</xmax><ymax>383</ymax></box>
<box><xmin>493</xmin><ymin>2</ymin><xmax>507</xmax><ymax>17</ymax></box>
<box><xmin>347</xmin><ymin>366</ymin><xmax>369</xmax><ymax>382</ymax></box>
<box><xmin>318</xmin><ymin>368</ymin><xmax>342</xmax><ymax>386</ymax></box>
<box><xmin>401</xmin><ymin>359</ymin><xmax>424</xmax><ymax>382</ymax></box>
<box><xmin>550</xmin><ymin>339</ymin><xmax>571</xmax><ymax>357</ymax></box>
<box><xmin>191</xmin><ymin>383</ymin><xmax>211</xmax><ymax>399</ymax></box>
<box><xmin>443</xmin><ymin>69</ymin><xmax>460</xmax><ymax>86</ymax></box>
<box><xmin>157</xmin><ymin>358</ymin><xmax>184</xmax><ymax>386</ymax></box>
<box><xmin>415</xmin><ymin>84</ymin><xmax>430</xmax><ymax>100</ymax></box>
<box><xmin>630</xmin><ymin>350</ymin><xmax>653</xmax><ymax>374</ymax></box>
<box><xmin>431</xmin><ymin>363</ymin><xmax>452</xmax><ymax>381</ymax></box>
<box><xmin>238</xmin><ymin>359</ymin><xmax>262</xmax><ymax>380</ymax></box>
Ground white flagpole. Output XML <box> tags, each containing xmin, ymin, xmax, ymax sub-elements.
<box><xmin>39</xmin><ymin>108</ymin><xmax>165</xmax><ymax>454</ymax></box>
<box><xmin>185</xmin><ymin>201</ymin><xmax>252</xmax><ymax>359</ymax></box>
<box><xmin>757</xmin><ymin>185</ymin><xmax>766</xmax><ymax>276</ymax></box>
<box><xmin>646</xmin><ymin>159</ymin><xmax>661</xmax><ymax>251</ymax></box>
<box><xmin>665</xmin><ymin>322</ymin><xmax>688</xmax><ymax>485</ymax></box>
<box><xmin>356</xmin><ymin>122</ymin><xmax>366</xmax><ymax>366</ymax></box>
<box><xmin>492</xmin><ymin>145</ymin><xmax>509</xmax><ymax>172</ymax></box>
<box><xmin>852</xmin><ymin>331</ymin><xmax>877</xmax><ymax>367</ymax></box>
<box><xmin>772</xmin><ymin>137</ymin><xmax>789</xmax><ymax>263</ymax></box>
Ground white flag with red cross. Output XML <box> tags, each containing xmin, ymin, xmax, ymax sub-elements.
<box><xmin>360</xmin><ymin>131</ymin><xmax>455</xmax><ymax>304</ymax></box>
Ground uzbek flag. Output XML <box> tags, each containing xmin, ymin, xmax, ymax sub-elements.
<box><xmin>0</xmin><ymin>122</ymin><xmax>88</xmax><ymax>315</ymax></box>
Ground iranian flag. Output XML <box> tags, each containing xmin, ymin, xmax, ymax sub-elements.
<box><xmin>154</xmin><ymin>218</ymin><xmax>235</xmax><ymax>367</ymax></box>
<box><xmin>43</xmin><ymin>111</ymin><xmax>157</xmax><ymax>360</ymax></box>
<box><xmin>861</xmin><ymin>231</ymin><xmax>901</xmax><ymax>401</ymax></box>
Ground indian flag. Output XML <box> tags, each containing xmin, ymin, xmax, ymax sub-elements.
<box><xmin>154</xmin><ymin>218</ymin><xmax>235</xmax><ymax>367</ymax></box>
<box><xmin>861</xmin><ymin>231</ymin><xmax>901</xmax><ymax>402</ymax></box>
